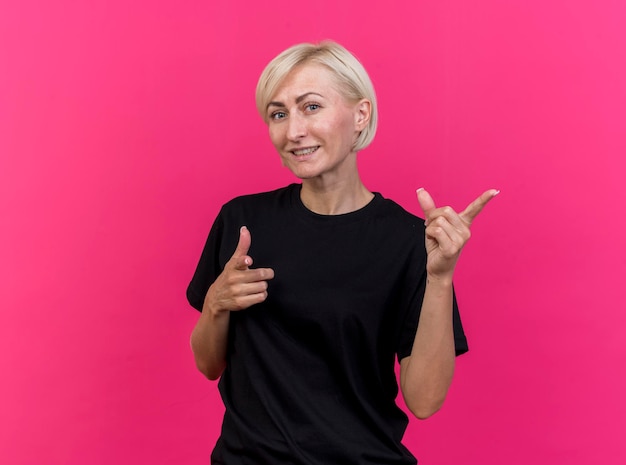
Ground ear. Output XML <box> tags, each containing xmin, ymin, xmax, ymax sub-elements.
<box><xmin>354</xmin><ymin>99</ymin><xmax>371</xmax><ymax>131</ymax></box>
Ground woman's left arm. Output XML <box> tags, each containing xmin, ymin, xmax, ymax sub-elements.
<box><xmin>400</xmin><ymin>188</ymin><xmax>498</xmax><ymax>419</ymax></box>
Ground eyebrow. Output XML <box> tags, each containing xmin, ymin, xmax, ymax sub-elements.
<box><xmin>267</xmin><ymin>92</ymin><xmax>324</xmax><ymax>109</ymax></box>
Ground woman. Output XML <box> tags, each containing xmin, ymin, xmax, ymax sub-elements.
<box><xmin>187</xmin><ymin>41</ymin><xmax>497</xmax><ymax>464</ymax></box>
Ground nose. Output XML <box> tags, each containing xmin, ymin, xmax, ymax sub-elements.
<box><xmin>286</xmin><ymin>112</ymin><xmax>307</xmax><ymax>141</ymax></box>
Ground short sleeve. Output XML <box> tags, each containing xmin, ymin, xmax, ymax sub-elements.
<box><xmin>395</xmin><ymin>254</ymin><xmax>468</xmax><ymax>361</ymax></box>
<box><xmin>451</xmin><ymin>291</ymin><xmax>468</xmax><ymax>355</ymax></box>
<box><xmin>186</xmin><ymin>211</ymin><xmax>225</xmax><ymax>311</ymax></box>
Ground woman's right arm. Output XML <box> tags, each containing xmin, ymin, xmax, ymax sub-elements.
<box><xmin>190</xmin><ymin>226</ymin><xmax>274</xmax><ymax>380</ymax></box>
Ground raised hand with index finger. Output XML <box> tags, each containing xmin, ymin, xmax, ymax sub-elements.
<box><xmin>416</xmin><ymin>188</ymin><xmax>499</xmax><ymax>281</ymax></box>
<box><xmin>204</xmin><ymin>226</ymin><xmax>275</xmax><ymax>315</ymax></box>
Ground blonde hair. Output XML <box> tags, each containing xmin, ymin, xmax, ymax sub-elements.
<box><xmin>255</xmin><ymin>41</ymin><xmax>378</xmax><ymax>152</ymax></box>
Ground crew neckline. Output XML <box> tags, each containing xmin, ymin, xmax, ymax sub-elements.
<box><xmin>289</xmin><ymin>183</ymin><xmax>383</xmax><ymax>224</ymax></box>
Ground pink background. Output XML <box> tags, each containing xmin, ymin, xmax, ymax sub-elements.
<box><xmin>1</xmin><ymin>1</ymin><xmax>625</xmax><ymax>463</ymax></box>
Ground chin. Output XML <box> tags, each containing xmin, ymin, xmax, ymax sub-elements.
<box><xmin>288</xmin><ymin>171</ymin><xmax>316</xmax><ymax>180</ymax></box>
<box><xmin>284</xmin><ymin>165</ymin><xmax>321</xmax><ymax>180</ymax></box>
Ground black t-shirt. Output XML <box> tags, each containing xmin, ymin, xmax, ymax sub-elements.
<box><xmin>187</xmin><ymin>184</ymin><xmax>468</xmax><ymax>465</ymax></box>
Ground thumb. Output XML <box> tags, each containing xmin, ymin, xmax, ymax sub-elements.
<box><xmin>231</xmin><ymin>226</ymin><xmax>252</xmax><ymax>269</ymax></box>
<box><xmin>416</xmin><ymin>188</ymin><xmax>436</xmax><ymax>218</ymax></box>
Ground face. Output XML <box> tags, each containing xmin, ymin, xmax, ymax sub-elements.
<box><xmin>265</xmin><ymin>64</ymin><xmax>370</xmax><ymax>182</ymax></box>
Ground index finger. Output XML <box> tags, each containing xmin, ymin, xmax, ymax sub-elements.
<box><xmin>460</xmin><ymin>189</ymin><xmax>500</xmax><ymax>224</ymax></box>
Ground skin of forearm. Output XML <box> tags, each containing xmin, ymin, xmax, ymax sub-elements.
<box><xmin>400</xmin><ymin>276</ymin><xmax>456</xmax><ymax>419</ymax></box>
<box><xmin>190</xmin><ymin>297</ymin><xmax>230</xmax><ymax>380</ymax></box>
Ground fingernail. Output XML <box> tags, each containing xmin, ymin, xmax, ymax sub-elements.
<box><xmin>240</xmin><ymin>226</ymin><xmax>247</xmax><ymax>232</ymax></box>
<box><xmin>493</xmin><ymin>190</ymin><xmax>501</xmax><ymax>196</ymax></box>
<box><xmin>416</xmin><ymin>188</ymin><xmax>424</xmax><ymax>194</ymax></box>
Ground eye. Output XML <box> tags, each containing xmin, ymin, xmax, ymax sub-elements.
<box><xmin>270</xmin><ymin>111</ymin><xmax>287</xmax><ymax>121</ymax></box>
<box><xmin>305</xmin><ymin>103</ymin><xmax>321</xmax><ymax>112</ymax></box>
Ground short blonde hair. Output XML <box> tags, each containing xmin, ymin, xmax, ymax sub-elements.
<box><xmin>255</xmin><ymin>41</ymin><xmax>378</xmax><ymax>152</ymax></box>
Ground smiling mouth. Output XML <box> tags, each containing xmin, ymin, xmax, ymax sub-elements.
<box><xmin>291</xmin><ymin>146</ymin><xmax>319</xmax><ymax>156</ymax></box>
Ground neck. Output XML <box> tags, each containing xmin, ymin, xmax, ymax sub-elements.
<box><xmin>300</xmin><ymin>176</ymin><xmax>374</xmax><ymax>215</ymax></box>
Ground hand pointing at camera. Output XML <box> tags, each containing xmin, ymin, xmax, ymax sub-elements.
<box><xmin>416</xmin><ymin>188</ymin><xmax>499</xmax><ymax>280</ymax></box>
<box><xmin>205</xmin><ymin>226</ymin><xmax>275</xmax><ymax>314</ymax></box>
<box><xmin>192</xmin><ymin>226</ymin><xmax>275</xmax><ymax>380</ymax></box>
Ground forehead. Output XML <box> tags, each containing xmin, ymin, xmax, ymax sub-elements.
<box><xmin>271</xmin><ymin>63</ymin><xmax>343</xmax><ymax>102</ymax></box>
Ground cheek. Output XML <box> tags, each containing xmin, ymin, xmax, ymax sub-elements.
<box><xmin>268</xmin><ymin>126</ymin><xmax>282</xmax><ymax>148</ymax></box>
<box><xmin>311</xmin><ymin>119</ymin><xmax>340</xmax><ymax>142</ymax></box>
<box><xmin>329</xmin><ymin>116</ymin><xmax>357</xmax><ymax>148</ymax></box>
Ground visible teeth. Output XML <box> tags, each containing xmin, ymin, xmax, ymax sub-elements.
<box><xmin>293</xmin><ymin>147</ymin><xmax>318</xmax><ymax>156</ymax></box>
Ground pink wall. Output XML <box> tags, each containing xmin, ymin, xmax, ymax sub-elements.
<box><xmin>1</xmin><ymin>1</ymin><xmax>625</xmax><ymax>463</ymax></box>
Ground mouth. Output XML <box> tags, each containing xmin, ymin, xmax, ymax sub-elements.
<box><xmin>291</xmin><ymin>146</ymin><xmax>320</xmax><ymax>157</ymax></box>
